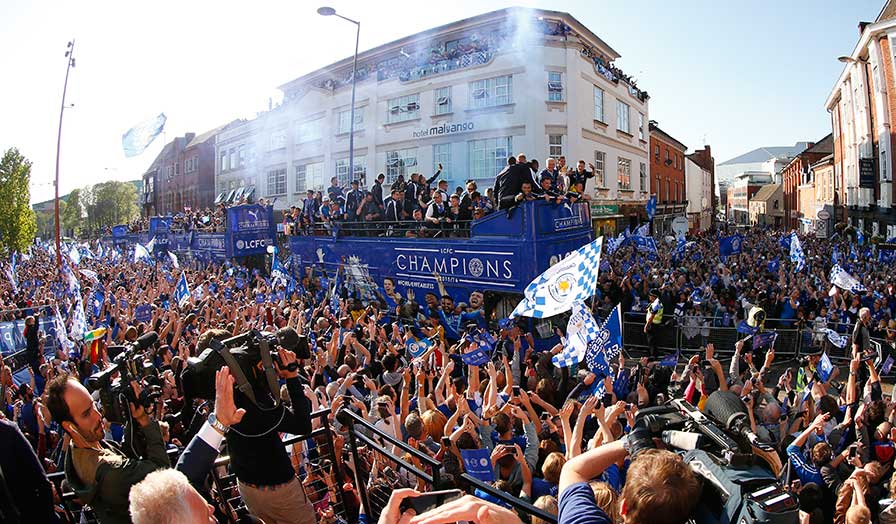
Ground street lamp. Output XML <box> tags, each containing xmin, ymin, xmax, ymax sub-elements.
<box><xmin>318</xmin><ymin>6</ymin><xmax>360</xmax><ymax>188</ymax></box>
<box><xmin>55</xmin><ymin>39</ymin><xmax>76</xmax><ymax>268</ymax></box>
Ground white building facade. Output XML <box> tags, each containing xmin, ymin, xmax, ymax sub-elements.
<box><xmin>685</xmin><ymin>157</ymin><xmax>712</xmax><ymax>230</ymax></box>
<box><xmin>215</xmin><ymin>7</ymin><xmax>650</xmax><ymax>228</ymax></box>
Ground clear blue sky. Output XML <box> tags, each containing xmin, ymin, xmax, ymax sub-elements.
<box><xmin>0</xmin><ymin>0</ymin><xmax>883</xmax><ymax>203</ymax></box>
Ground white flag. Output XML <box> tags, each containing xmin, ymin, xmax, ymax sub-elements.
<box><xmin>511</xmin><ymin>237</ymin><xmax>604</xmax><ymax>319</ymax></box>
<box><xmin>830</xmin><ymin>264</ymin><xmax>866</xmax><ymax>294</ymax></box>
<box><xmin>552</xmin><ymin>301</ymin><xmax>600</xmax><ymax>368</ymax></box>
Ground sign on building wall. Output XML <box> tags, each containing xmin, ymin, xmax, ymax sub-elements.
<box><xmin>860</xmin><ymin>158</ymin><xmax>876</xmax><ymax>189</ymax></box>
<box><xmin>412</xmin><ymin>121</ymin><xmax>475</xmax><ymax>139</ymax></box>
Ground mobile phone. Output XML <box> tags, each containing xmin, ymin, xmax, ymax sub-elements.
<box><xmin>400</xmin><ymin>489</ymin><xmax>463</xmax><ymax>515</ymax></box>
<box><xmin>849</xmin><ymin>446</ymin><xmax>858</xmax><ymax>459</ymax></box>
<box><xmin>602</xmin><ymin>393</ymin><xmax>613</xmax><ymax>408</ymax></box>
<box><xmin>441</xmin><ymin>436</ymin><xmax>451</xmax><ymax>448</ymax></box>
<box><xmin>541</xmin><ymin>412</ymin><xmax>549</xmax><ymax>420</ymax></box>
<box><xmin>625</xmin><ymin>403</ymin><xmax>633</xmax><ymax>411</ymax></box>
<box><xmin>512</xmin><ymin>385</ymin><xmax>521</xmax><ymax>396</ymax></box>
<box><xmin>790</xmin><ymin>479</ymin><xmax>801</xmax><ymax>492</ymax></box>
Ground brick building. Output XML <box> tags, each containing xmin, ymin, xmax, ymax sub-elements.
<box><xmin>826</xmin><ymin>2</ymin><xmax>896</xmax><ymax>239</ymax></box>
<box><xmin>686</xmin><ymin>145</ymin><xmax>716</xmax><ymax>230</ymax></box>
<box><xmin>780</xmin><ymin>134</ymin><xmax>833</xmax><ymax>229</ymax></box>
<box><xmin>648</xmin><ymin>120</ymin><xmax>687</xmax><ymax>235</ymax></box>
<box><xmin>142</xmin><ymin>122</ymin><xmax>239</xmax><ymax>216</ymax></box>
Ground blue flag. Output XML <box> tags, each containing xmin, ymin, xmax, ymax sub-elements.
<box><xmin>882</xmin><ymin>355</ymin><xmax>894</xmax><ymax>375</ymax></box>
<box><xmin>135</xmin><ymin>304</ymin><xmax>152</xmax><ymax>323</ymax></box>
<box><xmin>779</xmin><ymin>234</ymin><xmax>793</xmax><ymax>250</ymax></box>
<box><xmin>752</xmin><ymin>331</ymin><xmax>778</xmax><ymax>351</ymax></box>
<box><xmin>660</xmin><ymin>349</ymin><xmax>680</xmax><ymax>367</ymax></box>
<box><xmin>818</xmin><ymin>352</ymin><xmax>834</xmax><ymax>382</ymax></box>
<box><xmin>767</xmin><ymin>256</ymin><xmax>780</xmax><ymax>274</ymax></box>
<box><xmin>256</xmin><ymin>293</ymin><xmax>266</xmax><ymax>304</ymax></box>
<box><xmin>646</xmin><ymin>195</ymin><xmax>657</xmax><ymax>221</ymax></box>
<box><xmin>736</xmin><ymin>321</ymin><xmax>758</xmax><ymax>335</ymax></box>
<box><xmin>91</xmin><ymin>290</ymin><xmax>104</xmax><ymax>318</ymax></box>
<box><xmin>174</xmin><ymin>272</ymin><xmax>191</xmax><ymax>307</ymax></box>
<box><xmin>790</xmin><ymin>235</ymin><xmax>807</xmax><ymax>272</ymax></box>
<box><xmin>460</xmin><ymin>449</ymin><xmax>495</xmax><ymax>482</ymax></box>
<box><xmin>461</xmin><ymin>347</ymin><xmax>490</xmax><ymax>366</ymax></box>
<box><xmin>719</xmin><ymin>234</ymin><xmax>744</xmax><ymax>258</ymax></box>
<box><xmin>585</xmin><ymin>305</ymin><xmax>623</xmax><ymax>376</ymax></box>
<box><xmin>122</xmin><ymin>113</ymin><xmax>167</xmax><ymax>157</ymax></box>
<box><xmin>406</xmin><ymin>337</ymin><xmax>432</xmax><ymax>359</ymax></box>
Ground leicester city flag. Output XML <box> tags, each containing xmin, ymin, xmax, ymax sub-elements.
<box><xmin>406</xmin><ymin>337</ymin><xmax>432</xmax><ymax>359</ymax></box>
<box><xmin>585</xmin><ymin>304</ymin><xmax>623</xmax><ymax>376</ymax></box>
<box><xmin>122</xmin><ymin>113</ymin><xmax>167</xmax><ymax>157</ymax></box>
<box><xmin>552</xmin><ymin>301</ymin><xmax>600</xmax><ymax>368</ymax></box>
<box><xmin>719</xmin><ymin>234</ymin><xmax>743</xmax><ymax>258</ymax></box>
<box><xmin>790</xmin><ymin>235</ymin><xmax>807</xmax><ymax>272</ymax></box>
<box><xmin>174</xmin><ymin>272</ymin><xmax>191</xmax><ymax>307</ymax></box>
<box><xmin>511</xmin><ymin>237</ymin><xmax>604</xmax><ymax>319</ymax></box>
<box><xmin>646</xmin><ymin>195</ymin><xmax>657</xmax><ymax>221</ymax></box>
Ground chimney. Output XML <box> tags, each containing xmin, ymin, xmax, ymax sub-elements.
<box><xmin>185</xmin><ymin>132</ymin><xmax>196</xmax><ymax>144</ymax></box>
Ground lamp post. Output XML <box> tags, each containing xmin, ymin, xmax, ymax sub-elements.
<box><xmin>54</xmin><ymin>40</ymin><xmax>76</xmax><ymax>268</ymax></box>
<box><xmin>318</xmin><ymin>6</ymin><xmax>360</xmax><ymax>187</ymax></box>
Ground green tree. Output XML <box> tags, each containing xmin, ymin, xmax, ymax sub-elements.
<box><xmin>0</xmin><ymin>148</ymin><xmax>37</xmax><ymax>254</ymax></box>
<box><xmin>82</xmin><ymin>181</ymin><xmax>138</xmax><ymax>232</ymax></box>
<box><xmin>61</xmin><ymin>188</ymin><xmax>81</xmax><ymax>236</ymax></box>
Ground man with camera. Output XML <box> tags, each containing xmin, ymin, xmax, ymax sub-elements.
<box><xmin>227</xmin><ymin>342</ymin><xmax>316</xmax><ymax>524</ymax></box>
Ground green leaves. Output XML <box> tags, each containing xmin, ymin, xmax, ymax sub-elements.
<box><xmin>0</xmin><ymin>148</ymin><xmax>37</xmax><ymax>255</ymax></box>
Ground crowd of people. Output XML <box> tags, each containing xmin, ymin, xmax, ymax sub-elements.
<box><xmin>2</xmin><ymin>150</ymin><xmax>896</xmax><ymax>523</ymax></box>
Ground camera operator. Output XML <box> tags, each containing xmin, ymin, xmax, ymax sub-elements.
<box><xmin>228</xmin><ymin>343</ymin><xmax>316</xmax><ymax>524</ymax></box>
<box><xmin>557</xmin><ymin>430</ymin><xmax>700</xmax><ymax>524</ymax></box>
<box><xmin>45</xmin><ymin>374</ymin><xmax>171</xmax><ymax>524</ymax></box>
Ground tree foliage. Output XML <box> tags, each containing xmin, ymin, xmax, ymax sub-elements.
<box><xmin>82</xmin><ymin>181</ymin><xmax>139</xmax><ymax>232</ymax></box>
<box><xmin>0</xmin><ymin>148</ymin><xmax>37</xmax><ymax>254</ymax></box>
<box><xmin>61</xmin><ymin>188</ymin><xmax>81</xmax><ymax>236</ymax></box>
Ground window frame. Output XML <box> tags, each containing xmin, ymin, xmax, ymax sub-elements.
<box><xmin>434</xmin><ymin>86</ymin><xmax>452</xmax><ymax>115</ymax></box>
<box><xmin>593</xmin><ymin>86</ymin><xmax>604</xmax><ymax>122</ymax></box>
<box><xmin>616</xmin><ymin>100</ymin><xmax>630</xmax><ymax>134</ymax></box>
<box><xmin>267</xmin><ymin>167</ymin><xmax>287</xmax><ymax>197</ymax></box>
<box><xmin>594</xmin><ymin>150</ymin><xmax>606</xmax><ymax>187</ymax></box>
<box><xmin>547</xmin><ymin>71</ymin><xmax>563</xmax><ymax>102</ymax></box>
<box><xmin>617</xmin><ymin>157</ymin><xmax>632</xmax><ymax>190</ymax></box>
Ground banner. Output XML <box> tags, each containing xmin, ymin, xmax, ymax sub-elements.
<box><xmin>112</xmin><ymin>225</ymin><xmax>129</xmax><ymax>238</ymax></box>
<box><xmin>227</xmin><ymin>204</ymin><xmax>275</xmax><ymax>258</ymax></box>
<box><xmin>460</xmin><ymin>448</ymin><xmax>495</xmax><ymax>482</ymax></box>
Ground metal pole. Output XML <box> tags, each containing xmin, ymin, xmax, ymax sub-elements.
<box><xmin>348</xmin><ymin>20</ymin><xmax>360</xmax><ymax>188</ymax></box>
<box><xmin>55</xmin><ymin>40</ymin><xmax>76</xmax><ymax>269</ymax></box>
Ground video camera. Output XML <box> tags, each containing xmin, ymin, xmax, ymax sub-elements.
<box><xmin>635</xmin><ymin>391</ymin><xmax>798</xmax><ymax>524</ymax></box>
<box><xmin>180</xmin><ymin>327</ymin><xmax>310</xmax><ymax>409</ymax></box>
<box><xmin>86</xmin><ymin>331</ymin><xmax>161</xmax><ymax>425</ymax></box>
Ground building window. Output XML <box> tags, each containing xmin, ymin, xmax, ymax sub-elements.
<box><xmin>295</xmin><ymin>162</ymin><xmax>324</xmax><ymax>193</ymax></box>
<box><xmin>674</xmin><ymin>154</ymin><xmax>678</xmax><ymax>169</ymax></box>
<box><xmin>269</xmin><ymin>131</ymin><xmax>286</xmax><ymax>151</ymax></box>
<box><xmin>433</xmin><ymin>144</ymin><xmax>452</xmax><ymax>181</ymax></box>
<box><xmin>238</xmin><ymin>147</ymin><xmax>247</xmax><ymax>168</ymax></box>
<box><xmin>267</xmin><ymin>168</ymin><xmax>287</xmax><ymax>196</ymax></box>
<box><xmin>594</xmin><ymin>151</ymin><xmax>606</xmax><ymax>187</ymax></box>
<box><xmin>335</xmin><ymin>156</ymin><xmax>367</xmax><ymax>187</ymax></box>
<box><xmin>547</xmin><ymin>71</ymin><xmax>563</xmax><ymax>101</ymax></box>
<box><xmin>617</xmin><ymin>157</ymin><xmax>631</xmax><ymax>189</ymax></box>
<box><xmin>654</xmin><ymin>145</ymin><xmax>659</xmax><ymax>160</ymax></box>
<box><xmin>296</xmin><ymin>119</ymin><xmax>323</xmax><ymax>143</ymax></box>
<box><xmin>549</xmin><ymin>135</ymin><xmax>563</xmax><ymax>159</ymax></box>
<box><xmin>666</xmin><ymin>180</ymin><xmax>670</xmax><ymax>201</ymax></box>
<box><xmin>469</xmin><ymin>75</ymin><xmax>513</xmax><ymax>109</ymax></box>
<box><xmin>174</xmin><ymin>161</ymin><xmax>180</xmax><ymax>175</ymax></box>
<box><xmin>220</xmin><ymin>151</ymin><xmax>229</xmax><ymax>172</ymax></box>
<box><xmin>774</xmin><ymin>199</ymin><xmax>779</xmax><ymax>210</ymax></box>
<box><xmin>229</xmin><ymin>148</ymin><xmax>237</xmax><ymax>171</ymax></box>
<box><xmin>469</xmin><ymin>136</ymin><xmax>512</xmax><ymax>184</ymax></box>
<box><xmin>434</xmin><ymin>87</ymin><xmax>452</xmax><ymax>115</ymax></box>
<box><xmin>386</xmin><ymin>94</ymin><xmax>420</xmax><ymax>124</ymax></box>
<box><xmin>385</xmin><ymin>148</ymin><xmax>417</xmax><ymax>183</ymax></box>
<box><xmin>593</xmin><ymin>86</ymin><xmax>604</xmax><ymax>122</ymax></box>
<box><xmin>638</xmin><ymin>113</ymin><xmax>644</xmax><ymax>140</ymax></box>
<box><xmin>616</xmin><ymin>101</ymin><xmax>630</xmax><ymax>134</ymax></box>
<box><xmin>336</xmin><ymin>108</ymin><xmax>364</xmax><ymax>135</ymax></box>
<box><xmin>639</xmin><ymin>162</ymin><xmax>647</xmax><ymax>193</ymax></box>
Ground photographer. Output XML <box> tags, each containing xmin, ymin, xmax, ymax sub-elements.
<box><xmin>557</xmin><ymin>436</ymin><xmax>700</xmax><ymax>524</ymax></box>
<box><xmin>45</xmin><ymin>374</ymin><xmax>171</xmax><ymax>524</ymax></box>
<box><xmin>228</xmin><ymin>343</ymin><xmax>316</xmax><ymax>524</ymax></box>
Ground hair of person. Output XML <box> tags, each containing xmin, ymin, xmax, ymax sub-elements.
<box><xmin>846</xmin><ymin>505</ymin><xmax>871</xmax><ymax>524</ymax></box>
<box><xmin>541</xmin><ymin>452</ymin><xmax>566</xmax><ymax>485</ymax></box>
<box><xmin>421</xmin><ymin>409</ymin><xmax>447</xmax><ymax>440</ymax></box>
<box><xmin>196</xmin><ymin>328</ymin><xmax>231</xmax><ymax>352</ymax></box>
<box><xmin>45</xmin><ymin>373</ymin><xmax>75</xmax><ymax>426</ymax></box>
<box><xmin>129</xmin><ymin>469</ymin><xmax>196</xmax><ymax>524</ymax></box>
<box><xmin>621</xmin><ymin>449</ymin><xmax>700</xmax><ymax>524</ymax></box>
<box><xmin>589</xmin><ymin>481</ymin><xmax>620</xmax><ymax>523</ymax></box>
<box><xmin>404</xmin><ymin>411</ymin><xmax>425</xmax><ymax>440</ymax></box>
<box><xmin>532</xmin><ymin>495</ymin><xmax>558</xmax><ymax>524</ymax></box>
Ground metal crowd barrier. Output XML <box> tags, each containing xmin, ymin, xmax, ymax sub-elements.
<box><xmin>342</xmin><ymin>409</ymin><xmax>557</xmax><ymax>524</ymax></box>
<box><xmin>47</xmin><ymin>408</ymin><xmax>347</xmax><ymax>524</ymax></box>
<box><xmin>622</xmin><ymin>312</ymin><xmax>896</xmax><ymax>374</ymax></box>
